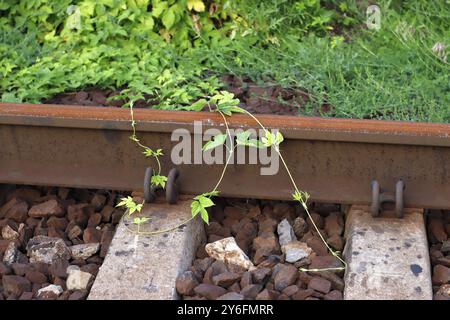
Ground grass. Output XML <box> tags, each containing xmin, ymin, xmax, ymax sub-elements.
<box><xmin>202</xmin><ymin>1</ymin><xmax>450</xmax><ymax>122</ymax></box>
<box><xmin>0</xmin><ymin>1</ymin><xmax>449</xmax><ymax>123</ymax></box>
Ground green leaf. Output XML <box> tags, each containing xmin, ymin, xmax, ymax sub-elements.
<box><xmin>187</xmin><ymin>0</ymin><xmax>205</xmax><ymax>12</ymax></box>
<box><xmin>201</xmin><ymin>191</ymin><xmax>220</xmax><ymax>198</ymax></box>
<box><xmin>276</xmin><ymin>131</ymin><xmax>284</xmax><ymax>145</ymax></box>
<box><xmin>196</xmin><ymin>195</ymin><xmax>214</xmax><ymax>208</ymax></box>
<box><xmin>152</xmin><ymin>1</ymin><xmax>168</xmax><ymax>17</ymax></box>
<box><xmin>162</xmin><ymin>7</ymin><xmax>175</xmax><ymax>29</ymax></box>
<box><xmin>191</xmin><ymin>200</ymin><xmax>202</xmax><ymax>217</ymax></box>
<box><xmin>190</xmin><ymin>98</ymin><xmax>207</xmax><ymax>111</ymax></box>
<box><xmin>203</xmin><ymin>133</ymin><xmax>227</xmax><ymax>151</ymax></box>
<box><xmin>133</xmin><ymin>217</ymin><xmax>150</xmax><ymax>225</ymax></box>
<box><xmin>200</xmin><ymin>208</ymin><xmax>209</xmax><ymax>224</ymax></box>
<box><xmin>151</xmin><ymin>175</ymin><xmax>168</xmax><ymax>188</ymax></box>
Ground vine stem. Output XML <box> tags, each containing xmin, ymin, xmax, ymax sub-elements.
<box><xmin>210</xmin><ymin>110</ymin><xmax>235</xmax><ymax>195</ymax></box>
<box><xmin>241</xmin><ymin>108</ymin><xmax>347</xmax><ymax>271</ymax></box>
<box><xmin>129</xmin><ymin>101</ymin><xmax>162</xmax><ymax>175</ymax></box>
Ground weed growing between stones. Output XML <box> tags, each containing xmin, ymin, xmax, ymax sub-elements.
<box><xmin>118</xmin><ymin>93</ymin><xmax>346</xmax><ymax>273</ymax></box>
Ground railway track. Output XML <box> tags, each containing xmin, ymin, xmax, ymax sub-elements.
<box><xmin>1</xmin><ymin>103</ymin><xmax>450</xmax><ymax>209</ymax></box>
<box><xmin>0</xmin><ymin>102</ymin><xmax>449</xmax><ymax>300</ymax></box>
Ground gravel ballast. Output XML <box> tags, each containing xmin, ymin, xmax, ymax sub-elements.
<box><xmin>176</xmin><ymin>199</ymin><xmax>346</xmax><ymax>300</ymax></box>
<box><xmin>0</xmin><ymin>185</ymin><xmax>125</xmax><ymax>300</ymax></box>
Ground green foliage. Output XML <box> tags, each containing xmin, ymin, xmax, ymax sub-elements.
<box><xmin>133</xmin><ymin>216</ymin><xmax>151</xmax><ymax>225</ymax></box>
<box><xmin>151</xmin><ymin>174</ymin><xmax>168</xmax><ymax>188</ymax></box>
<box><xmin>210</xmin><ymin>91</ymin><xmax>244</xmax><ymax>116</ymax></box>
<box><xmin>261</xmin><ymin>130</ymin><xmax>284</xmax><ymax>148</ymax></box>
<box><xmin>117</xmin><ymin>196</ymin><xmax>144</xmax><ymax>214</ymax></box>
<box><xmin>202</xmin><ymin>133</ymin><xmax>227</xmax><ymax>151</ymax></box>
<box><xmin>191</xmin><ymin>193</ymin><xmax>217</xmax><ymax>224</ymax></box>
<box><xmin>1</xmin><ymin>1</ymin><xmax>448</xmax><ymax>122</ymax></box>
<box><xmin>235</xmin><ymin>130</ymin><xmax>264</xmax><ymax>148</ymax></box>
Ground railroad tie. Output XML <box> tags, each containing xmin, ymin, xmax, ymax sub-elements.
<box><xmin>88</xmin><ymin>200</ymin><xmax>205</xmax><ymax>300</ymax></box>
<box><xmin>343</xmin><ymin>205</ymin><xmax>432</xmax><ymax>300</ymax></box>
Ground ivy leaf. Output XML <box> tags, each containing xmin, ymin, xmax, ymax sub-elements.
<box><xmin>152</xmin><ymin>1</ymin><xmax>168</xmax><ymax>17</ymax></box>
<box><xmin>133</xmin><ymin>217</ymin><xmax>150</xmax><ymax>225</ymax></box>
<box><xmin>187</xmin><ymin>0</ymin><xmax>205</xmax><ymax>12</ymax></box>
<box><xmin>236</xmin><ymin>131</ymin><xmax>265</xmax><ymax>148</ymax></box>
<box><xmin>187</xmin><ymin>98</ymin><xmax>207</xmax><ymax>111</ymax></box>
<box><xmin>203</xmin><ymin>133</ymin><xmax>227</xmax><ymax>151</ymax></box>
<box><xmin>151</xmin><ymin>175</ymin><xmax>168</xmax><ymax>188</ymax></box>
<box><xmin>191</xmin><ymin>200</ymin><xmax>202</xmax><ymax>217</ymax></box>
<box><xmin>200</xmin><ymin>208</ymin><xmax>209</xmax><ymax>224</ymax></box>
<box><xmin>191</xmin><ymin>194</ymin><xmax>215</xmax><ymax>224</ymax></box>
<box><xmin>162</xmin><ymin>7</ymin><xmax>175</xmax><ymax>29</ymax></box>
<box><xmin>195</xmin><ymin>195</ymin><xmax>215</xmax><ymax>208</ymax></box>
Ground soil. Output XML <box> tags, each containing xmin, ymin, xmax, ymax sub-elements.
<box><xmin>176</xmin><ymin>198</ymin><xmax>345</xmax><ymax>300</ymax></box>
<box><xmin>0</xmin><ymin>184</ymin><xmax>127</xmax><ymax>300</ymax></box>
<box><xmin>44</xmin><ymin>75</ymin><xmax>333</xmax><ymax>117</ymax></box>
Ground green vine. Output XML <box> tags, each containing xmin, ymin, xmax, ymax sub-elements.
<box><xmin>118</xmin><ymin>92</ymin><xmax>346</xmax><ymax>272</ymax></box>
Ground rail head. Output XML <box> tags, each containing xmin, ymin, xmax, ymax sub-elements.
<box><xmin>0</xmin><ymin>102</ymin><xmax>449</xmax><ymax>146</ymax></box>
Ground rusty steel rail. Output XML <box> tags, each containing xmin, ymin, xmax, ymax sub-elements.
<box><xmin>1</xmin><ymin>103</ymin><xmax>450</xmax><ymax>209</ymax></box>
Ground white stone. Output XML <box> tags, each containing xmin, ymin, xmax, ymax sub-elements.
<box><xmin>66</xmin><ymin>269</ymin><xmax>93</xmax><ymax>290</ymax></box>
<box><xmin>26</xmin><ymin>236</ymin><xmax>71</xmax><ymax>264</ymax></box>
<box><xmin>37</xmin><ymin>284</ymin><xmax>63</xmax><ymax>298</ymax></box>
<box><xmin>282</xmin><ymin>241</ymin><xmax>312</xmax><ymax>263</ymax></box>
<box><xmin>2</xmin><ymin>242</ymin><xmax>19</xmax><ymax>265</ymax></box>
<box><xmin>205</xmin><ymin>237</ymin><xmax>255</xmax><ymax>271</ymax></box>
<box><xmin>2</xmin><ymin>225</ymin><xmax>19</xmax><ymax>240</ymax></box>
<box><xmin>70</xmin><ymin>243</ymin><xmax>100</xmax><ymax>260</ymax></box>
<box><xmin>277</xmin><ymin>218</ymin><xmax>296</xmax><ymax>246</ymax></box>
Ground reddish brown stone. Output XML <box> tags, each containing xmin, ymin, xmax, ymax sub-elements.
<box><xmin>5</xmin><ymin>201</ymin><xmax>28</xmax><ymax>223</ymax></box>
<box><xmin>432</xmin><ymin>265</ymin><xmax>450</xmax><ymax>285</ymax></box>
<box><xmin>258</xmin><ymin>218</ymin><xmax>278</xmax><ymax>234</ymax></box>
<box><xmin>324</xmin><ymin>212</ymin><xmax>344</xmax><ymax>237</ymax></box>
<box><xmin>292</xmin><ymin>289</ymin><xmax>315</xmax><ymax>300</ymax></box>
<box><xmin>90</xmin><ymin>193</ymin><xmax>106</xmax><ymax>211</ymax></box>
<box><xmin>194</xmin><ymin>284</ymin><xmax>227</xmax><ymax>300</ymax></box>
<box><xmin>224</xmin><ymin>206</ymin><xmax>246</xmax><ymax>220</ymax></box>
<box><xmin>87</xmin><ymin>213</ymin><xmax>102</xmax><ymax>228</ymax></box>
<box><xmin>212</xmin><ymin>272</ymin><xmax>240</xmax><ymax>287</ymax></box>
<box><xmin>176</xmin><ymin>271</ymin><xmax>200</xmax><ymax>296</ymax></box>
<box><xmin>100</xmin><ymin>205</ymin><xmax>115</xmax><ymax>222</ymax></box>
<box><xmin>240</xmin><ymin>284</ymin><xmax>263</xmax><ymax>299</ymax></box>
<box><xmin>308</xmin><ymin>277</ymin><xmax>331</xmax><ymax>294</ymax></box>
<box><xmin>256</xmin><ymin>289</ymin><xmax>279</xmax><ymax>300</ymax></box>
<box><xmin>2</xmin><ymin>275</ymin><xmax>31</xmax><ymax>296</ymax></box>
<box><xmin>306</xmin><ymin>237</ymin><xmax>328</xmax><ymax>256</ymax></box>
<box><xmin>68</xmin><ymin>290</ymin><xmax>88</xmax><ymax>300</ymax></box>
<box><xmin>309</xmin><ymin>255</ymin><xmax>343</xmax><ymax>270</ymax></box>
<box><xmin>306</xmin><ymin>212</ymin><xmax>324</xmax><ymax>229</ymax></box>
<box><xmin>429</xmin><ymin>219</ymin><xmax>447</xmax><ymax>243</ymax></box>
<box><xmin>282</xmin><ymin>285</ymin><xmax>299</xmax><ymax>296</ymax></box>
<box><xmin>274</xmin><ymin>265</ymin><xmax>298</xmax><ymax>291</ymax></box>
<box><xmin>251</xmin><ymin>267</ymin><xmax>271</xmax><ymax>284</ymax></box>
<box><xmin>240</xmin><ymin>271</ymin><xmax>252</xmax><ymax>288</ymax></box>
<box><xmin>83</xmin><ymin>227</ymin><xmax>102</xmax><ymax>243</ymax></box>
<box><xmin>25</xmin><ymin>270</ymin><xmax>47</xmax><ymax>284</ymax></box>
<box><xmin>47</xmin><ymin>217</ymin><xmax>68</xmax><ymax>230</ymax></box>
<box><xmin>49</xmin><ymin>259</ymin><xmax>69</xmax><ymax>279</ymax></box>
<box><xmin>29</xmin><ymin>200</ymin><xmax>65</xmax><ymax>218</ymax></box>
<box><xmin>228</xmin><ymin>282</ymin><xmax>241</xmax><ymax>293</ymax></box>
<box><xmin>324</xmin><ymin>290</ymin><xmax>343</xmax><ymax>300</ymax></box>
<box><xmin>0</xmin><ymin>262</ymin><xmax>12</xmax><ymax>276</ymax></box>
